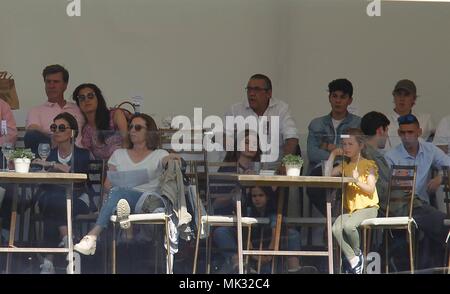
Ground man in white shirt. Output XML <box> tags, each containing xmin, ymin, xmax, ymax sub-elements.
<box><xmin>225</xmin><ymin>74</ymin><xmax>299</xmax><ymax>162</ymax></box>
<box><xmin>433</xmin><ymin>115</ymin><xmax>450</xmax><ymax>154</ymax></box>
<box><xmin>385</xmin><ymin>79</ymin><xmax>434</xmax><ymax>150</ymax></box>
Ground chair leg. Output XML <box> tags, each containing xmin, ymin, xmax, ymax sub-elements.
<box><xmin>165</xmin><ymin>218</ymin><xmax>172</xmax><ymax>274</ymax></box>
<box><xmin>363</xmin><ymin>228</ymin><xmax>367</xmax><ymax>274</ymax></box>
<box><xmin>447</xmin><ymin>247</ymin><xmax>450</xmax><ymax>274</ymax></box>
<box><xmin>245</xmin><ymin>226</ymin><xmax>252</xmax><ymax>273</ymax></box>
<box><xmin>408</xmin><ymin>227</ymin><xmax>414</xmax><ymax>274</ymax></box>
<box><xmin>385</xmin><ymin>230</ymin><xmax>389</xmax><ymax>274</ymax></box>
<box><xmin>112</xmin><ymin>223</ymin><xmax>116</xmax><ymax>274</ymax></box>
<box><xmin>206</xmin><ymin>230</ymin><xmax>212</xmax><ymax>274</ymax></box>
<box><xmin>257</xmin><ymin>228</ymin><xmax>264</xmax><ymax>274</ymax></box>
<box><xmin>192</xmin><ymin>222</ymin><xmax>202</xmax><ymax>274</ymax></box>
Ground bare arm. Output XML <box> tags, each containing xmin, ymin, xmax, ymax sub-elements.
<box><xmin>352</xmin><ymin>169</ymin><xmax>377</xmax><ymax>195</ymax></box>
<box><xmin>113</xmin><ymin>109</ymin><xmax>128</xmax><ymax>138</ymax></box>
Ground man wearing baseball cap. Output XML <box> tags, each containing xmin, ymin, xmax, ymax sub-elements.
<box><xmin>384</xmin><ymin>79</ymin><xmax>434</xmax><ymax>150</ymax></box>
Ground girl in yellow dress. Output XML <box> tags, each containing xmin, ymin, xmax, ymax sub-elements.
<box><xmin>326</xmin><ymin>128</ymin><xmax>379</xmax><ymax>274</ymax></box>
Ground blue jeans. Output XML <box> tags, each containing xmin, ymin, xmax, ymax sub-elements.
<box><xmin>96</xmin><ymin>187</ymin><xmax>142</xmax><ymax>228</ymax></box>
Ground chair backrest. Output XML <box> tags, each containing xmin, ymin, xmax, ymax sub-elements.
<box><xmin>386</xmin><ymin>165</ymin><xmax>417</xmax><ymax>218</ymax></box>
<box><xmin>442</xmin><ymin>166</ymin><xmax>450</xmax><ymax>217</ymax></box>
<box><xmin>87</xmin><ymin>159</ymin><xmax>107</xmax><ymax>210</ymax></box>
<box><xmin>206</xmin><ymin>161</ymin><xmax>239</xmax><ymax>215</ymax></box>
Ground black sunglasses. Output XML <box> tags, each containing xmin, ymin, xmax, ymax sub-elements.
<box><xmin>128</xmin><ymin>124</ymin><xmax>146</xmax><ymax>131</ymax></box>
<box><xmin>76</xmin><ymin>92</ymin><xmax>96</xmax><ymax>102</ymax></box>
<box><xmin>50</xmin><ymin>123</ymin><xmax>71</xmax><ymax>133</ymax></box>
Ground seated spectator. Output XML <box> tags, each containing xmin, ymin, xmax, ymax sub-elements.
<box><xmin>326</xmin><ymin>128</ymin><xmax>379</xmax><ymax>274</ymax></box>
<box><xmin>360</xmin><ymin>111</ymin><xmax>391</xmax><ymax>215</ymax></box>
<box><xmin>214</xmin><ymin>186</ymin><xmax>310</xmax><ymax>274</ymax></box>
<box><xmin>74</xmin><ymin>114</ymin><xmax>178</xmax><ymax>256</ymax></box>
<box><xmin>25</xmin><ymin>64</ymin><xmax>84</xmax><ymax>154</ymax></box>
<box><xmin>385</xmin><ymin>113</ymin><xmax>449</xmax><ymax>269</ymax></box>
<box><xmin>32</xmin><ymin>112</ymin><xmax>94</xmax><ymax>274</ymax></box>
<box><xmin>72</xmin><ymin>83</ymin><xmax>128</xmax><ymax>160</ymax></box>
<box><xmin>225</xmin><ymin>74</ymin><xmax>299</xmax><ymax>162</ymax></box>
<box><xmin>212</xmin><ymin>129</ymin><xmax>262</xmax><ymax>215</ymax></box>
<box><xmin>433</xmin><ymin>114</ymin><xmax>450</xmax><ymax>154</ymax></box>
<box><xmin>0</xmin><ymin>98</ymin><xmax>17</xmax><ymax>146</ymax></box>
<box><xmin>306</xmin><ymin>78</ymin><xmax>361</xmax><ymax>215</ymax></box>
<box><xmin>384</xmin><ymin>79</ymin><xmax>434</xmax><ymax>150</ymax></box>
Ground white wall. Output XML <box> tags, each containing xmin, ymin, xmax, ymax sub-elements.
<box><xmin>1</xmin><ymin>0</ymin><xmax>450</xmax><ymax>140</ymax></box>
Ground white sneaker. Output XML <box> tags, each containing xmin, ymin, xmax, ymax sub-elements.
<box><xmin>117</xmin><ymin>199</ymin><xmax>131</xmax><ymax>229</ymax></box>
<box><xmin>40</xmin><ymin>258</ymin><xmax>55</xmax><ymax>274</ymax></box>
<box><xmin>74</xmin><ymin>235</ymin><xmax>97</xmax><ymax>255</ymax></box>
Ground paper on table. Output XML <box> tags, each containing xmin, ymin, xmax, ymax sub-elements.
<box><xmin>107</xmin><ymin>169</ymin><xmax>149</xmax><ymax>188</ymax></box>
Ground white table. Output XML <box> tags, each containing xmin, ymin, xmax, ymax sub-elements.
<box><xmin>236</xmin><ymin>175</ymin><xmax>355</xmax><ymax>274</ymax></box>
<box><xmin>0</xmin><ymin>172</ymin><xmax>87</xmax><ymax>274</ymax></box>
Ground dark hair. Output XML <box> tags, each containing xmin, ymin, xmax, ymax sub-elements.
<box><xmin>127</xmin><ymin>113</ymin><xmax>160</xmax><ymax>150</ymax></box>
<box><xmin>398</xmin><ymin>113</ymin><xmax>420</xmax><ymax>127</ymax></box>
<box><xmin>53</xmin><ymin>112</ymin><xmax>79</xmax><ymax>139</ymax></box>
<box><xmin>223</xmin><ymin>129</ymin><xmax>262</xmax><ymax>162</ymax></box>
<box><xmin>361</xmin><ymin>111</ymin><xmax>390</xmax><ymax>136</ymax></box>
<box><xmin>42</xmin><ymin>64</ymin><xmax>69</xmax><ymax>83</ymax></box>
<box><xmin>247</xmin><ymin>186</ymin><xmax>276</xmax><ymax>216</ymax></box>
<box><xmin>72</xmin><ymin>83</ymin><xmax>111</xmax><ymax>144</ymax></box>
<box><xmin>249</xmin><ymin>74</ymin><xmax>272</xmax><ymax>91</ymax></box>
<box><xmin>328</xmin><ymin>78</ymin><xmax>353</xmax><ymax>97</ymax></box>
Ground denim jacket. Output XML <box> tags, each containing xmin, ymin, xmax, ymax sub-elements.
<box><xmin>307</xmin><ymin>112</ymin><xmax>361</xmax><ymax>169</ymax></box>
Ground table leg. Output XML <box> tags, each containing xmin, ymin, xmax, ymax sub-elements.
<box><xmin>271</xmin><ymin>188</ymin><xmax>285</xmax><ymax>273</ymax></box>
<box><xmin>326</xmin><ymin>190</ymin><xmax>334</xmax><ymax>274</ymax></box>
<box><xmin>66</xmin><ymin>185</ymin><xmax>74</xmax><ymax>274</ymax></box>
<box><xmin>236</xmin><ymin>189</ymin><xmax>244</xmax><ymax>274</ymax></box>
<box><xmin>6</xmin><ymin>184</ymin><xmax>18</xmax><ymax>273</ymax></box>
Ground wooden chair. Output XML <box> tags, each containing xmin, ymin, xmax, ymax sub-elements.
<box><xmin>192</xmin><ymin>161</ymin><xmax>270</xmax><ymax>274</ymax></box>
<box><xmin>360</xmin><ymin>165</ymin><xmax>417</xmax><ymax>274</ymax></box>
<box><xmin>109</xmin><ymin>159</ymin><xmax>189</xmax><ymax>274</ymax></box>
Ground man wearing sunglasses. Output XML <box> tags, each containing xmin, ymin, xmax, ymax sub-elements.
<box><xmin>24</xmin><ymin>64</ymin><xmax>84</xmax><ymax>154</ymax></box>
<box><xmin>385</xmin><ymin>113</ymin><xmax>449</xmax><ymax>270</ymax></box>
<box><xmin>225</xmin><ymin>74</ymin><xmax>300</xmax><ymax>161</ymax></box>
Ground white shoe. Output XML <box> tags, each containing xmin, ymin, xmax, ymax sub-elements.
<box><xmin>40</xmin><ymin>258</ymin><xmax>55</xmax><ymax>274</ymax></box>
<box><xmin>74</xmin><ymin>235</ymin><xmax>97</xmax><ymax>255</ymax></box>
<box><xmin>117</xmin><ymin>199</ymin><xmax>131</xmax><ymax>230</ymax></box>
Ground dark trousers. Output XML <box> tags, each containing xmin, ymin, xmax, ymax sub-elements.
<box><xmin>412</xmin><ymin>203</ymin><xmax>447</xmax><ymax>268</ymax></box>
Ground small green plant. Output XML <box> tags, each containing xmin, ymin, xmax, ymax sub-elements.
<box><xmin>281</xmin><ymin>154</ymin><xmax>303</xmax><ymax>166</ymax></box>
<box><xmin>11</xmin><ymin>148</ymin><xmax>35</xmax><ymax>160</ymax></box>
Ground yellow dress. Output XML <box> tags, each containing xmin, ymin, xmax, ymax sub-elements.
<box><xmin>342</xmin><ymin>158</ymin><xmax>379</xmax><ymax>213</ymax></box>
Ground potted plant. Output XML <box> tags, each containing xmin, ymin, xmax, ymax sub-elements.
<box><xmin>12</xmin><ymin>148</ymin><xmax>35</xmax><ymax>173</ymax></box>
<box><xmin>282</xmin><ymin>154</ymin><xmax>304</xmax><ymax>176</ymax></box>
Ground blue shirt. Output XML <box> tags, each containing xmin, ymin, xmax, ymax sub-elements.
<box><xmin>307</xmin><ymin>112</ymin><xmax>361</xmax><ymax>169</ymax></box>
<box><xmin>384</xmin><ymin>140</ymin><xmax>450</xmax><ymax>203</ymax></box>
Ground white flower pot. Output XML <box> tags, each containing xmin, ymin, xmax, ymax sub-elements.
<box><xmin>14</xmin><ymin>158</ymin><xmax>31</xmax><ymax>173</ymax></box>
<box><xmin>286</xmin><ymin>164</ymin><xmax>302</xmax><ymax>176</ymax></box>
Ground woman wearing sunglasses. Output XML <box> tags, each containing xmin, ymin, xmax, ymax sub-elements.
<box><xmin>72</xmin><ymin>83</ymin><xmax>128</xmax><ymax>160</ymax></box>
<box><xmin>75</xmin><ymin>113</ymin><xmax>178</xmax><ymax>256</ymax></box>
<box><xmin>33</xmin><ymin>112</ymin><xmax>95</xmax><ymax>273</ymax></box>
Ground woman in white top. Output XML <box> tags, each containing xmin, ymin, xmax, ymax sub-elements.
<box><xmin>75</xmin><ymin>113</ymin><xmax>177</xmax><ymax>256</ymax></box>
